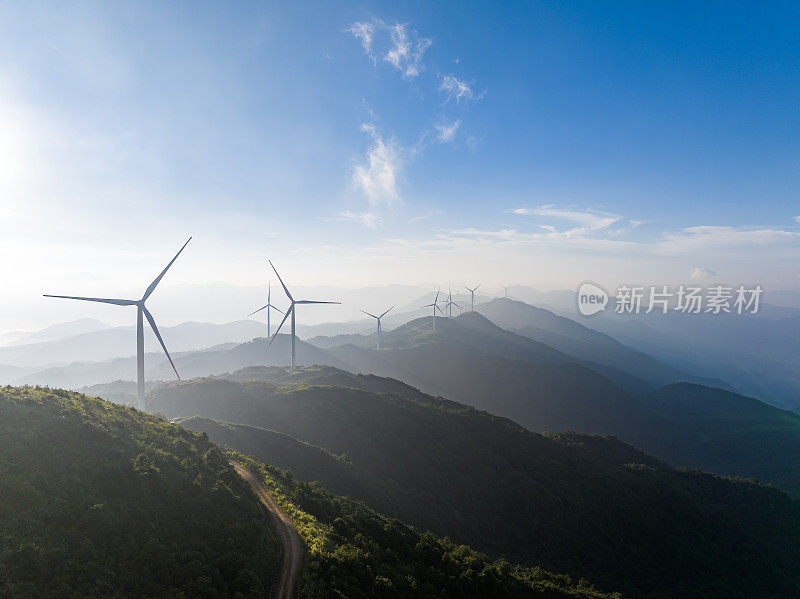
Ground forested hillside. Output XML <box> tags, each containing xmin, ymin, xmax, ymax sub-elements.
<box><xmin>646</xmin><ymin>383</ymin><xmax>800</xmax><ymax>495</ymax></box>
<box><xmin>0</xmin><ymin>387</ymin><xmax>281</xmax><ymax>598</ymax></box>
<box><xmin>233</xmin><ymin>454</ymin><xmax>617</xmax><ymax>599</ymax></box>
<box><xmin>151</xmin><ymin>371</ymin><xmax>800</xmax><ymax>597</ymax></box>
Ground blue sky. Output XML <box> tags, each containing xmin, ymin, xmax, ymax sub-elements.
<box><xmin>1</xmin><ymin>1</ymin><xmax>799</xmax><ymax>329</ymax></box>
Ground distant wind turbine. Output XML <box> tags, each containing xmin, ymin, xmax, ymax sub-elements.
<box><xmin>443</xmin><ymin>289</ymin><xmax>461</xmax><ymax>317</ymax></box>
<box><xmin>269</xmin><ymin>260</ymin><xmax>340</xmax><ymax>369</ymax></box>
<box><xmin>420</xmin><ymin>289</ymin><xmax>444</xmax><ymax>331</ymax></box>
<box><xmin>248</xmin><ymin>281</ymin><xmax>284</xmax><ymax>338</ymax></box>
<box><xmin>44</xmin><ymin>238</ymin><xmax>192</xmax><ymax>411</ymax></box>
<box><xmin>361</xmin><ymin>306</ymin><xmax>394</xmax><ymax>349</ymax></box>
<box><xmin>503</xmin><ymin>286</ymin><xmax>510</xmax><ymax>298</ymax></box>
<box><xmin>465</xmin><ymin>284</ymin><xmax>480</xmax><ymax>311</ymax></box>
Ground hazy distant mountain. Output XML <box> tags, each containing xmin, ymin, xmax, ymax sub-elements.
<box><xmin>589</xmin><ymin>309</ymin><xmax>800</xmax><ymax>410</ymax></box>
<box><xmin>477</xmin><ymin>298</ymin><xmax>729</xmax><ymax>390</ymax></box>
<box><xmin>14</xmin><ymin>334</ymin><xmax>345</xmax><ymax>388</ymax></box>
<box><xmin>0</xmin><ymin>318</ymin><xmax>112</xmax><ymax>347</ymax></box>
<box><xmin>324</xmin><ymin>313</ymin><xmax>680</xmax><ymax>454</ymax></box>
<box><xmin>149</xmin><ymin>370</ymin><xmax>800</xmax><ymax>597</ymax></box>
<box><xmin>0</xmin><ymin>319</ymin><xmax>265</xmax><ymax>368</ymax></box>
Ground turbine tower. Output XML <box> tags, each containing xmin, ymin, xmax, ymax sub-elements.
<box><xmin>465</xmin><ymin>284</ymin><xmax>480</xmax><ymax>311</ymax></box>
<box><xmin>44</xmin><ymin>238</ymin><xmax>191</xmax><ymax>411</ymax></box>
<box><xmin>361</xmin><ymin>306</ymin><xmax>394</xmax><ymax>349</ymax></box>
<box><xmin>248</xmin><ymin>281</ymin><xmax>284</xmax><ymax>338</ymax></box>
<box><xmin>269</xmin><ymin>260</ymin><xmax>340</xmax><ymax>369</ymax></box>
<box><xmin>420</xmin><ymin>289</ymin><xmax>444</xmax><ymax>331</ymax></box>
<box><xmin>503</xmin><ymin>285</ymin><xmax>510</xmax><ymax>298</ymax></box>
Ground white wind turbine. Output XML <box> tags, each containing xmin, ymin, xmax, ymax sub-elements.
<box><xmin>443</xmin><ymin>288</ymin><xmax>461</xmax><ymax>317</ymax></box>
<box><xmin>248</xmin><ymin>281</ymin><xmax>284</xmax><ymax>338</ymax></box>
<box><xmin>269</xmin><ymin>260</ymin><xmax>340</xmax><ymax>369</ymax></box>
<box><xmin>465</xmin><ymin>284</ymin><xmax>480</xmax><ymax>311</ymax></box>
<box><xmin>503</xmin><ymin>285</ymin><xmax>511</xmax><ymax>298</ymax></box>
<box><xmin>420</xmin><ymin>288</ymin><xmax>444</xmax><ymax>331</ymax></box>
<box><xmin>361</xmin><ymin>306</ymin><xmax>394</xmax><ymax>349</ymax></box>
<box><xmin>44</xmin><ymin>238</ymin><xmax>192</xmax><ymax>411</ymax></box>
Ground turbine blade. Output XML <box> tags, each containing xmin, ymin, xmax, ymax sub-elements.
<box><xmin>295</xmin><ymin>300</ymin><xmax>341</xmax><ymax>305</ymax></box>
<box><xmin>436</xmin><ymin>304</ymin><xmax>446</xmax><ymax>315</ymax></box>
<box><xmin>143</xmin><ymin>237</ymin><xmax>192</xmax><ymax>301</ymax></box>
<box><xmin>268</xmin><ymin>260</ymin><xmax>293</xmax><ymax>302</ymax></box>
<box><xmin>268</xmin><ymin>304</ymin><xmax>285</xmax><ymax>314</ymax></box>
<box><xmin>43</xmin><ymin>295</ymin><xmax>137</xmax><ymax>306</ymax></box>
<box><xmin>379</xmin><ymin>306</ymin><xmax>394</xmax><ymax>319</ymax></box>
<box><xmin>269</xmin><ymin>305</ymin><xmax>293</xmax><ymax>345</ymax></box>
<box><xmin>248</xmin><ymin>305</ymin><xmax>269</xmax><ymax>316</ymax></box>
<box><xmin>142</xmin><ymin>306</ymin><xmax>180</xmax><ymax>380</ymax></box>
<box><xmin>361</xmin><ymin>310</ymin><xmax>378</xmax><ymax>319</ymax></box>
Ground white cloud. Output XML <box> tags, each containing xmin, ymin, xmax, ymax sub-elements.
<box><xmin>794</xmin><ymin>216</ymin><xmax>800</xmax><ymax>223</ymax></box>
<box><xmin>332</xmin><ymin>211</ymin><xmax>380</xmax><ymax>228</ymax></box>
<box><xmin>440</xmin><ymin>74</ymin><xmax>474</xmax><ymax>102</ymax></box>
<box><xmin>434</xmin><ymin>119</ymin><xmax>461</xmax><ymax>143</ymax></box>
<box><xmin>510</xmin><ymin>206</ymin><xmax>621</xmax><ymax>237</ymax></box>
<box><xmin>657</xmin><ymin>226</ymin><xmax>800</xmax><ymax>256</ymax></box>
<box><xmin>384</xmin><ymin>23</ymin><xmax>431</xmax><ymax>79</ymax></box>
<box><xmin>690</xmin><ymin>266</ymin><xmax>716</xmax><ymax>280</ymax></box>
<box><xmin>409</xmin><ymin>208</ymin><xmax>443</xmax><ymax>223</ymax></box>
<box><xmin>353</xmin><ymin>124</ymin><xmax>401</xmax><ymax>206</ymax></box>
<box><xmin>347</xmin><ymin>21</ymin><xmax>377</xmax><ymax>63</ymax></box>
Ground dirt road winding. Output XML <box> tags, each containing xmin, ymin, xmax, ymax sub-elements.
<box><xmin>231</xmin><ymin>461</ymin><xmax>303</xmax><ymax>599</ymax></box>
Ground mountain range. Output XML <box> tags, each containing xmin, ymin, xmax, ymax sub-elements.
<box><xmin>145</xmin><ymin>368</ymin><xmax>800</xmax><ymax>597</ymax></box>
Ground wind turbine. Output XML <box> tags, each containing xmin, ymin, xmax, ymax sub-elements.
<box><xmin>269</xmin><ymin>260</ymin><xmax>340</xmax><ymax>369</ymax></box>
<box><xmin>503</xmin><ymin>285</ymin><xmax>511</xmax><ymax>298</ymax></box>
<box><xmin>44</xmin><ymin>238</ymin><xmax>191</xmax><ymax>411</ymax></box>
<box><xmin>248</xmin><ymin>281</ymin><xmax>284</xmax><ymax>338</ymax></box>
<box><xmin>465</xmin><ymin>284</ymin><xmax>480</xmax><ymax>311</ymax></box>
<box><xmin>443</xmin><ymin>289</ymin><xmax>461</xmax><ymax>317</ymax></box>
<box><xmin>420</xmin><ymin>288</ymin><xmax>444</xmax><ymax>331</ymax></box>
<box><xmin>361</xmin><ymin>306</ymin><xmax>394</xmax><ymax>349</ymax></box>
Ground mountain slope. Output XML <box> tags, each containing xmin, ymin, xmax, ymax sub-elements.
<box><xmin>326</xmin><ymin>315</ymin><xmax>684</xmax><ymax>458</ymax></box>
<box><xmin>0</xmin><ymin>386</ymin><xmax>281</xmax><ymax>597</ymax></box>
<box><xmin>234</xmin><ymin>455</ymin><xmax>615</xmax><ymax>598</ymax></box>
<box><xmin>645</xmin><ymin>383</ymin><xmax>800</xmax><ymax>495</ymax></box>
<box><xmin>149</xmin><ymin>372</ymin><xmax>800</xmax><ymax>597</ymax></box>
<box><xmin>477</xmin><ymin>298</ymin><xmax>727</xmax><ymax>390</ymax></box>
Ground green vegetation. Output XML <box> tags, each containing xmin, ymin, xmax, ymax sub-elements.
<box><xmin>153</xmin><ymin>370</ymin><xmax>800</xmax><ymax>597</ymax></box>
<box><xmin>646</xmin><ymin>382</ymin><xmax>800</xmax><ymax>496</ymax></box>
<box><xmin>233</xmin><ymin>453</ymin><xmax>617</xmax><ymax>599</ymax></box>
<box><xmin>0</xmin><ymin>386</ymin><xmax>281</xmax><ymax>598</ymax></box>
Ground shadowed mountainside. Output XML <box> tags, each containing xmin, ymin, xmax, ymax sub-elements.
<box><xmin>149</xmin><ymin>371</ymin><xmax>800</xmax><ymax>597</ymax></box>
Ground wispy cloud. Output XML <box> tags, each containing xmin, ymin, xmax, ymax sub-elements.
<box><xmin>690</xmin><ymin>266</ymin><xmax>717</xmax><ymax>280</ymax></box>
<box><xmin>510</xmin><ymin>206</ymin><xmax>621</xmax><ymax>237</ymax></box>
<box><xmin>435</xmin><ymin>119</ymin><xmax>461</xmax><ymax>143</ymax></box>
<box><xmin>331</xmin><ymin>211</ymin><xmax>381</xmax><ymax>228</ymax></box>
<box><xmin>353</xmin><ymin>124</ymin><xmax>401</xmax><ymax>206</ymax></box>
<box><xmin>384</xmin><ymin>23</ymin><xmax>431</xmax><ymax>79</ymax></box>
<box><xmin>794</xmin><ymin>216</ymin><xmax>800</xmax><ymax>223</ymax></box>
<box><xmin>656</xmin><ymin>225</ymin><xmax>800</xmax><ymax>256</ymax></box>
<box><xmin>347</xmin><ymin>21</ymin><xmax>377</xmax><ymax>63</ymax></box>
<box><xmin>409</xmin><ymin>208</ymin><xmax>443</xmax><ymax>223</ymax></box>
<box><xmin>440</xmin><ymin>74</ymin><xmax>474</xmax><ymax>102</ymax></box>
